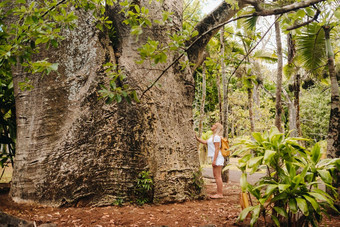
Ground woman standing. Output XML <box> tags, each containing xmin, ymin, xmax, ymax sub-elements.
<box><xmin>195</xmin><ymin>123</ymin><xmax>224</xmax><ymax>199</ymax></box>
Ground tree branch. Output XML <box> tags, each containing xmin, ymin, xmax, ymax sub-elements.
<box><xmin>286</xmin><ymin>8</ymin><xmax>320</xmax><ymax>31</ymax></box>
<box><xmin>41</xmin><ymin>0</ymin><xmax>67</xmax><ymax>18</ymax></box>
<box><xmin>254</xmin><ymin>0</ymin><xmax>326</xmax><ymax>16</ymax></box>
<box><xmin>186</xmin><ymin>0</ymin><xmax>327</xmax><ymax>68</ymax></box>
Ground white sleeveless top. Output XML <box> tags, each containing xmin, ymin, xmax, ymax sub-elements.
<box><xmin>207</xmin><ymin>135</ymin><xmax>221</xmax><ymax>157</ymax></box>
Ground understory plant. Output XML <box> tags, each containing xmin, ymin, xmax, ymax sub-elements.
<box><xmin>232</xmin><ymin>127</ymin><xmax>340</xmax><ymax>227</ymax></box>
<box><xmin>134</xmin><ymin>170</ymin><xmax>154</xmax><ymax>206</ymax></box>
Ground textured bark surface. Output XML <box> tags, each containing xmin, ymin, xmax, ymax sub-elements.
<box><xmin>10</xmin><ymin>1</ymin><xmax>201</xmax><ymax>207</ymax></box>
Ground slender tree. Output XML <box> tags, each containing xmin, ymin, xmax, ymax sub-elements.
<box><xmin>219</xmin><ymin>26</ymin><xmax>230</xmax><ymax>182</ymax></box>
<box><xmin>198</xmin><ymin>63</ymin><xmax>207</xmax><ymax>164</ymax></box>
<box><xmin>221</xmin><ymin>26</ymin><xmax>228</xmax><ymax>138</ymax></box>
<box><xmin>274</xmin><ymin>15</ymin><xmax>283</xmax><ymax>132</ymax></box>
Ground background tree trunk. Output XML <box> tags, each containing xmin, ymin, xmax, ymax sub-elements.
<box><xmin>220</xmin><ymin>26</ymin><xmax>229</xmax><ymax>183</ymax></box>
<box><xmin>198</xmin><ymin>63</ymin><xmax>207</xmax><ymax>165</ymax></box>
<box><xmin>323</xmin><ymin>26</ymin><xmax>340</xmax><ymax>209</ymax></box>
<box><xmin>287</xmin><ymin>33</ymin><xmax>299</xmax><ymax>137</ymax></box>
<box><xmin>248</xmin><ymin>87</ymin><xmax>255</xmax><ymax>132</ymax></box>
<box><xmin>10</xmin><ymin>1</ymin><xmax>202</xmax><ymax>206</ymax></box>
<box><xmin>217</xmin><ymin>30</ymin><xmax>223</xmax><ymax>124</ymax></box>
<box><xmin>323</xmin><ymin>26</ymin><xmax>340</xmax><ymax>158</ymax></box>
<box><xmin>221</xmin><ymin>27</ymin><xmax>228</xmax><ymax>138</ymax></box>
<box><xmin>274</xmin><ymin>16</ymin><xmax>283</xmax><ymax>133</ymax></box>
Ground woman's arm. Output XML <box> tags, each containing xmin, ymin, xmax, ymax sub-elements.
<box><xmin>195</xmin><ymin>135</ymin><xmax>207</xmax><ymax>144</ymax></box>
<box><xmin>212</xmin><ymin>142</ymin><xmax>220</xmax><ymax>167</ymax></box>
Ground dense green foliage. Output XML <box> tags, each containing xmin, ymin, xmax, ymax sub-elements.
<box><xmin>232</xmin><ymin>128</ymin><xmax>340</xmax><ymax>226</ymax></box>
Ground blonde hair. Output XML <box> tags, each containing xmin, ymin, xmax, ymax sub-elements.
<box><xmin>214</xmin><ymin>122</ymin><xmax>223</xmax><ymax>137</ymax></box>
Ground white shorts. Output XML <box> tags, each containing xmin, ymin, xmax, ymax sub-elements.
<box><xmin>210</xmin><ymin>153</ymin><xmax>225</xmax><ymax>166</ymax></box>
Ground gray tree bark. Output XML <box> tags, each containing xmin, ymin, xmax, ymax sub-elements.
<box><xmin>10</xmin><ymin>1</ymin><xmax>201</xmax><ymax>207</ymax></box>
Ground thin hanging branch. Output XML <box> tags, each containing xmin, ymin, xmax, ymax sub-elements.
<box><xmin>286</xmin><ymin>8</ymin><xmax>321</xmax><ymax>31</ymax></box>
<box><xmin>227</xmin><ymin>15</ymin><xmax>282</xmax><ymax>86</ymax></box>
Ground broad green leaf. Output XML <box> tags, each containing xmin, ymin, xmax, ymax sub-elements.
<box><xmin>312</xmin><ymin>188</ymin><xmax>333</xmax><ymax>200</ymax></box>
<box><xmin>317</xmin><ymin>169</ymin><xmax>332</xmax><ymax>184</ymax></box>
<box><xmin>278</xmin><ymin>184</ymin><xmax>290</xmax><ymax>193</ymax></box>
<box><xmin>250</xmin><ymin>204</ymin><xmax>261</xmax><ymax>227</ymax></box>
<box><xmin>272</xmin><ymin>192</ymin><xmax>287</xmax><ymax>202</ymax></box>
<box><xmin>271</xmin><ymin>215</ymin><xmax>280</xmax><ymax>227</ymax></box>
<box><xmin>239</xmin><ymin>206</ymin><xmax>253</xmax><ymax>221</ymax></box>
<box><xmin>248</xmin><ymin>156</ymin><xmax>263</xmax><ymax>168</ymax></box>
<box><xmin>115</xmin><ymin>94</ymin><xmax>122</xmax><ymax>103</ymax></box>
<box><xmin>265</xmin><ymin>184</ymin><xmax>277</xmax><ymax>196</ymax></box>
<box><xmin>264</xmin><ymin>150</ymin><xmax>276</xmax><ymax>163</ymax></box>
<box><xmin>289</xmin><ymin>198</ymin><xmax>298</xmax><ymax>213</ymax></box>
<box><xmin>252</xmin><ymin>132</ymin><xmax>263</xmax><ymax>143</ymax></box>
<box><xmin>273</xmin><ymin>206</ymin><xmax>288</xmax><ymax>218</ymax></box>
<box><xmin>238</xmin><ymin>154</ymin><xmax>252</xmax><ymax>169</ymax></box>
<box><xmin>296</xmin><ymin>197</ymin><xmax>309</xmax><ymax>216</ymax></box>
<box><xmin>311</xmin><ymin>143</ymin><xmax>321</xmax><ymax>163</ymax></box>
<box><xmin>303</xmin><ymin>195</ymin><xmax>320</xmax><ymax>212</ymax></box>
<box><xmin>292</xmin><ymin>175</ymin><xmax>302</xmax><ymax>188</ymax></box>
<box><xmin>296</xmin><ymin>9</ymin><xmax>306</xmax><ymax>19</ymax></box>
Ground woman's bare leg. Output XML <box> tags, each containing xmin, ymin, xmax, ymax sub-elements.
<box><xmin>212</xmin><ymin>166</ymin><xmax>223</xmax><ymax>196</ymax></box>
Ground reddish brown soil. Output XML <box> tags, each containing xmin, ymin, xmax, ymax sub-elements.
<box><xmin>1</xmin><ymin>179</ymin><xmax>340</xmax><ymax>227</ymax></box>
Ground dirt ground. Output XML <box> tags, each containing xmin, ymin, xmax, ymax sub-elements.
<box><xmin>1</xmin><ymin>178</ymin><xmax>340</xmax><ymax>227</ymax></box>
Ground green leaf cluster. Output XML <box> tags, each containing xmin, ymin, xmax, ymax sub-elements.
<box><xmin>234</xmin><ymin>128</ymin><xmax>340</xmax><ymax>226</ymax></box>
<box><xmin>98</xmin><ymin>62</ymin><xmax>139</xmax><ymax>104</ymax></box>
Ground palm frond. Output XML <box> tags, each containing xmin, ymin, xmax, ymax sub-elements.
<box><xmin>244</xmin><ymin>15</ymin><xmax>258</xmax><ymax>30</ymax></box>
<box><xmin>253</xmin><ymin>49</ymin><xmax>277</xmax><ymax>64</ymax></box>
<box><xmin>297</xmin><ymin>23</ymin><xmax>326</xmax><ymax>74</ymax></box>
<box><xmin>283</xmin><ymin>63</ymin><xmax>295</xmax><ymax>79</ymax></box>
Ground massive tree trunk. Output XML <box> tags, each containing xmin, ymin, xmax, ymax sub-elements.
<box><xmin>10</xmin><ymin>1</ymin><xmax>200</xmax><ymax>206</ymax></box>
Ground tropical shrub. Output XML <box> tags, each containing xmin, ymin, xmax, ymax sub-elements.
<box><xmin>232</xmin><ymin>128</ymin><xmax>339</xmax><ymax>227</ymax></box>
<box><xmin>134</xmin><ymin>170</ymin><xmax>154</xmax><ymax>206</ymax></box>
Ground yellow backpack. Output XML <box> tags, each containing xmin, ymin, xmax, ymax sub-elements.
<box><xmin>220</xmin><ymin>137</ymin><xmax>231</xmax><ymax>157</ymax></box>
